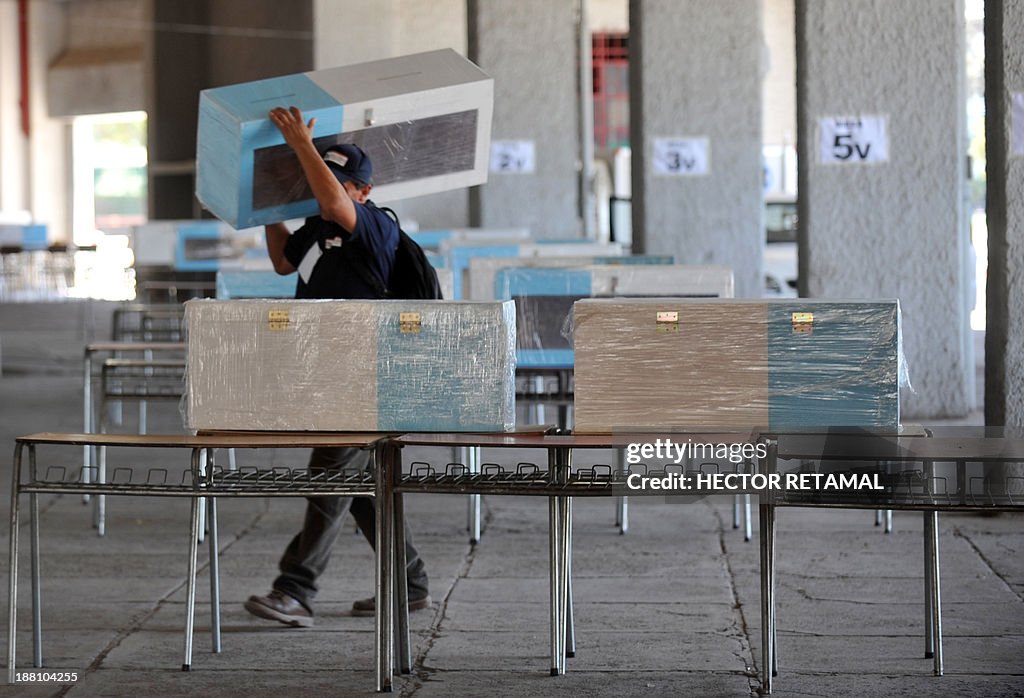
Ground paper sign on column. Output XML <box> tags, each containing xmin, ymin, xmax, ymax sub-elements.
<box><xmin>490</xmin><ymin>141</ymin><xmax>535</xmax><ymax>173</ymax></box>
<box><xmin>652</xmin><ymin>137</ymin><xmax>709</xmax><ymax>176</ymax></box>
<box><xmin>1012</xmin><ymin>93</ymin><xmax>1024</xmax><ymax>156</ymax></box>
<box><xmin>819</xmin><ymin>116</ymin><xmax>888</xmax><ymax>163</ymax></box>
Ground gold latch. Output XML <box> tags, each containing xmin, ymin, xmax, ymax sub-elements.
<box><xmin>792</xmin><ymin>311</ymin><xmax>814</xmax><ymax>335</ymax></box>
<box><xmin>268</xmin><ymin>309</ymin><xmax>289</xmax><ymax>331</ymax></box>
<box><xmin>399</xmin><ymin>311</ymin><xmax>421</xmax><ymax>334</ymax></box>
<box><xmin>656</xmin><ymin>310</ymin><xmax>679</xmax><ymax>333</ymax></box>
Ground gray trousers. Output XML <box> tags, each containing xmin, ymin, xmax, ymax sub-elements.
<box><xmin>273</xmin><ymin>446</ymin><xmax>429</xmax><ymax>611</ymax></box>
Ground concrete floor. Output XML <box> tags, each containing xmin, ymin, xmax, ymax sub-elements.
<box><xmin>0</xmin><ymin>324</ymin><xmax>1022</xmax><ymax>697</ymax></box>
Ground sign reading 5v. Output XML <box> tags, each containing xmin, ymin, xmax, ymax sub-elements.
<box><xmin>819</xmin><ymin>116</ymin><xmax>888</xmax><ymax>164</ymax></box>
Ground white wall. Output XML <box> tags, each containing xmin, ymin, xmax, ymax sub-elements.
<box><xmin>589</xmin><ymin>0</ymin><xmax>628</xmax><ymax>31</ymax></box>
<box><xmin>314</xmin><ymin>0</ymin><xmax>466</xmax><ymax>67</ymax></box>
<box><xmin>763</xmin><ymin>0</ymin><xmax>795</xmax><ymax>149</ymax></box>
<box><xmin>0</xmin><ymin>0</ymin><xmax>26</xmax><ymax>214</ymax></box>
<box><xmin>313</xmin><ymin>0</ymin><xmax>470</xmax><ymax>229</ymax></box>
<box><xmin>28</xmin><ymin>2</ymin><xmax>71</xmax><ymax>243</ymax></box>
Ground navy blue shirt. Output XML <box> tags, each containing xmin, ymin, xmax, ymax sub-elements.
<box><xmin>283</xmin><ymin>200</ymin><xmax>398</xmax><ymax>299</ymax></box>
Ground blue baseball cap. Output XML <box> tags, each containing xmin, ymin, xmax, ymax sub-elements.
<box><xmin>323</xmin><ymin>144</ymin><xmax>373</xmax><ymax>187</ymax></box>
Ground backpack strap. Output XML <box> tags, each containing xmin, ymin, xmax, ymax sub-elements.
<box><xmin>378</xmin><ymin>206</ymin><xmax>401</xmax><ymax>228</ymax></box>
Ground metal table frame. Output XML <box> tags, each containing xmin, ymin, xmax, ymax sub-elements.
<box><xmin>7</xmin><ymin>431</ymin><xmax>392</xmax><ymax>692</ymax></box>
<box><xmin>759</xmin><ymin>431</ymin><xmax>1024</xmax><ymax>694</ymax></box>
<box><xmin>82</xmin><ymin>343</ymin><xmax>187</xmax><ymax>487</ymax></box>
<box><xmin>381</xmin><ymin>429</ymin><xmax>760</xmax><ymax>686</ymax></box>
<box><xmin>110</xmin><ymin>304</ymin><xmax>187</xmax><ymax>344</ymax></box>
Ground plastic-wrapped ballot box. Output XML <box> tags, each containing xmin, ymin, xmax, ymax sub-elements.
<box><xmin>442</xmin><ymin>240</ymin><xmax>623</xmax><ymax>300</ymax></box>
<box><xmin>571</xmin><ymin>298</ymin><xmax>902</xmax><ymax>432</ymax></box>
<box><xmin>496</xmin><ymin>265</ymin><xmax>735</xmax><ymax>368</ymax></box>
<box><xmin>215</xmin><ymin>270</ymin><xmax>296</xmax><ymax>299</ymax></box>
<box><xmin>184</xmin><ymin>299</ymin><xmax>516</xmax><ymax>432</ymax></box>
<box><xmin>467</xmin><ymin>254</ymin><xmax>675</xmax><ymax>302</ymax></box>
<box><xmin>196</xmin><ymin>48</ymin><xmax>493</xmax><ymax>228</ymax></box>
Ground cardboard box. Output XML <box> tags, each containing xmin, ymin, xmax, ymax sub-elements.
<box><xmin>185</xmin><ymin>299</ymin><xmax>516</xmax><ymax>431</ymax></box>
<box><xmin>496</xmin><ymin>265</ymin><xmax>735</xmax><ymax>368</ymax></box>
<box><xmin>196</xmin><ymin>49</ymin><xmax>494</xmax><ymax>228</ymax></box>
<box><xmin>572</xmin><ymin>298</ymin><xmax>901</xmax><ymax>432</ymax></box>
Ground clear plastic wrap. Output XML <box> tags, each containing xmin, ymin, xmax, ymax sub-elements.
<box><xmin>215</xmin><ymin>270</ymin><xmax>295</xmax><ymax>299</ymax></box>
<box><xmin>440</xmin><ymin>240</ymin><xmax>623</xmax><ymax>299</ymax></box>
<box><xmin>494</xmin><ymin>265</ymin><xmax>735</xmax><ymax>368</ymax></box>
<box><xmin>183</xmin><ymin>299</ymin><xmax>516</xmax><ymax>432</ymax></box>
<box><xmin>467</xmin><ymin>254</ymin><xmax>675</xmax><ymax>301</ymax></box>
<box><xmin>196</xmin><ymin>49</ymin><xmax>493</xmax><ymax>228</ymax></box>
<box><xmin>570</xmin><ymin>298</ymin><xmax>905</xmax><ymax>432</ymax></box>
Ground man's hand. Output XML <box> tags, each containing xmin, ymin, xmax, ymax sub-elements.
<box><xmin>269</xmin><ymin>106</ymin><xmax>317</xmax><ymax>151</ymax></box>
<box><xmin>267</xmin><ymin>105</ymin><xmax>357</xmax><ymax>232</ymax></box>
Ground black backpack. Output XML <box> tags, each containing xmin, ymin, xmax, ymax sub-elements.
<box><xmin>354</xmin><ymin>207</ymin><xmax>443</xmax><ymax>300</ymax></box>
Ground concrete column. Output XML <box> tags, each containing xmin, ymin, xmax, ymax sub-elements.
<box><xmin>0</xmin><ymin>0</ymin><xmax>26</xmax><ymax>213</ymax></box>
<box><xmin>796</xmin><ymin>0</ymin><xmax>972</xmax><ymax>419</ymax></box>
<box><xmin>468</xmin><ymin>0</ymin><xmax>582</xmax><ymax>238</ymax></box>
<box><xmin>985</xmin><ymin>0</ymin><xmax>1024</xmax><ymax>426</ymax></box>
<box><xmin>629</xmin><ymin>0</ymin><xmax>764</xmax><ymax>298</ymax></box>
<box><xmin>28</xmin><ymin>1</ymin><xmax>70</xmax><ymax>243</ymax></box>
<box><xmin>148</xmin><ymin>0</ymin><xmax>313</xmax><ymax>220</ymax></box>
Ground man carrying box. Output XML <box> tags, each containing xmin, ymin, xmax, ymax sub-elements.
<box><xmin>244</xmin><ymin>105</ymin><xmax>432</xmax><ymax>626</ymax></box>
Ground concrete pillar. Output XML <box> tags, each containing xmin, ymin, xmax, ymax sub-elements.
<box><xmin>796</xmin><ymin>0</ymin><xmax>972</xmax><ymax>419</ymax></box>
<box><xmin>28</xmin><ymin>1</ymin><xmax>70</xmax><ymax>243</ymax></box>
<box><xmin>985</xmin><ymin>0</ymin><xmax>1024</xmax><ymax>426</ymax></box>
<box><xmin>468</xmin><ymin>0</ymin><xmax>582</xmax><ymax>238</ymax></box>
<box><xmin>147</xmin><ymin>0</ymin><xmax>314</xmax><ymax>220</ymax></box>
<box><xmin>0</xmin><ymin>0</ymin><xmax>26</xmax><ymax>213</ymax></box>
<box><xmin>629</xmin><ymin>0</ymin><xmax>764</xmax><ymax>298</ymax></box>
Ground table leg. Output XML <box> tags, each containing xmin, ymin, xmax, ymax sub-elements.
<box><xmin>760</xmin><ymin>439</ymin><xmax>778</xmax><ymax>693</ymax></box>
<box><xmin>548</xmin><ymin>494</ymin><xmax>562</xmax><ymax>676</ymax></box>
<box><xmin>207</xmin><ymin>491</ymin><xmax>221</xmax><ymax>654</ymax></box>
<box><xmin>769</xmin><ymin>501</ymin><xmax>778</xmax><ymax>678</ymax></box>
<box><xmin>7</xmin><ymin>443</ymin><xmax>23</xmax><ymax>684</ymax></box>
<box><xmin>197</xmin><ymin>451</ymin><xmax>207</xmax><ymax>544</ymax></box>
<box><xmin>377</xmin><ymin>444</ymin><xmax>394</xmax><ymax>693</ymax></box>
<box><xmin>927</xmin><ymin>510</ymin><xmax>943</xmax><ymax>676</ymax></box>
<box><xmin>395</xmin><ymin>489</ymin><xmax>411</xmax><ymax>675</ymax></box>
<box><xmin>467</xmin><ymin>446</ymin><xmax>482</xmax><ymax>544</ymax></box>
<box><xmin>30</xmin><ymin>489</ymin><xmax>41</xmax><ymax>668</ymax></box>
<box><xmin>923</xmin><ymin>517</ymin><xmax>934</xmax><ymax>659</ymax></box>
<box><xmin>759</xmin><ymin>499</ymin><xmax>773</xmax><ymax>694</ymax></box>
<box><xmin>82</xmin><ymin>352</ymin><xmax>93</xmax><ymax>497</ymax></box>
<box><xmin>744</xmin><ymin>493</ymin><xmax>753</xmax><ymax>542</ymax></box>
<box><xmin>564</xmin><ymin>495</ymin><xmax>575</xmax><ymax>659</ymax></box>
<box><xmin>182</xmin><ymin>450</ymin><xmax>202</xmax><ymax>672</ymax></box>
<box><xmin>95</xmin><ymin>445</ymin><xmax>106</xmax><ymax>536</ymax></box>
